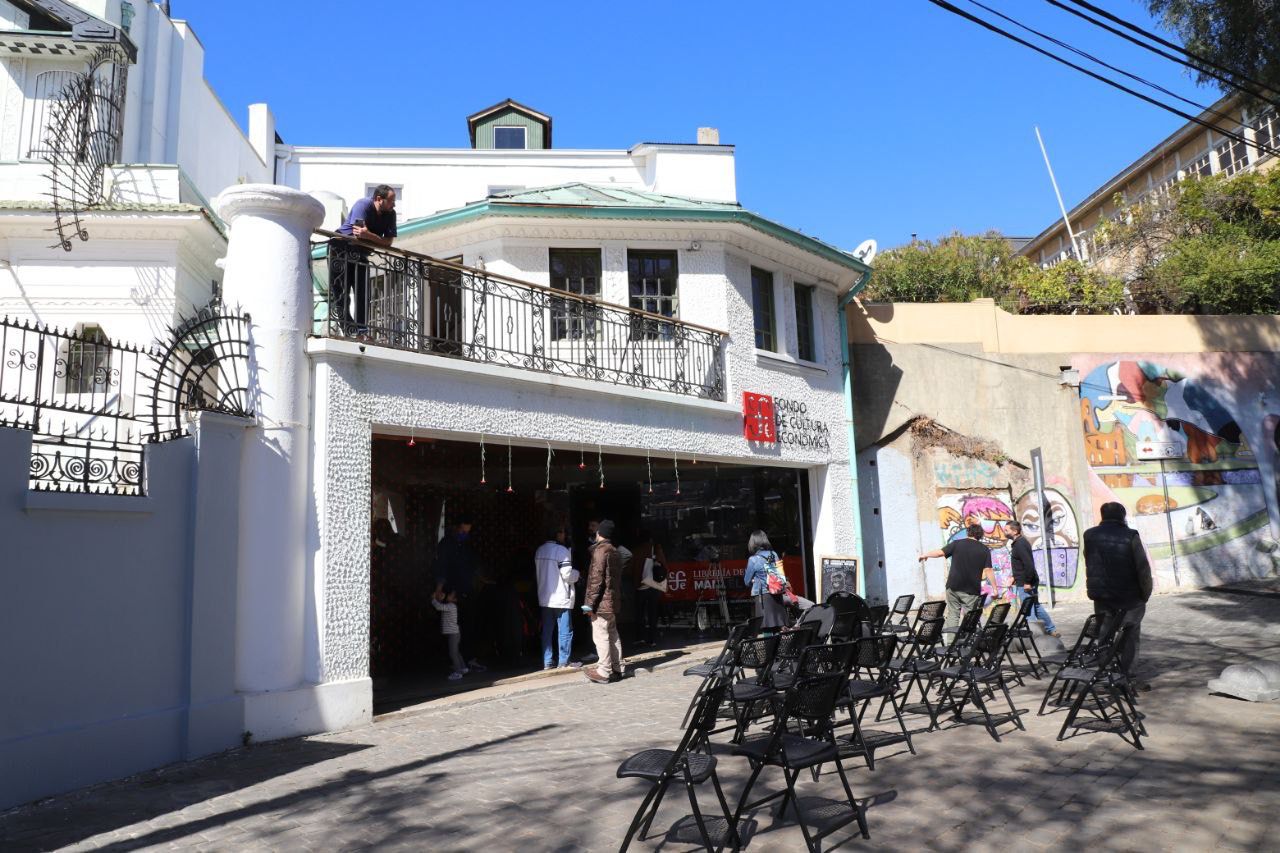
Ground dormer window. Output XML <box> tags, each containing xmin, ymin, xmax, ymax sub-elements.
<box><xmin>493</xmin><ymin>126</ymin><xmax>526</xmax><ymax>150</ymax></box>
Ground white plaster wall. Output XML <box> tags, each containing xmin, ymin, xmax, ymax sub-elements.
<box><xmin>280</xmin><ymin>145</ymin><xmax>738</xmax><ymax>222</ymax></box>
<box><xmin>309</xmin><ymin>232</ymin><xmax>855</xmax><ymax>682</ymax></box>
<box><xmin>0</xmin><ymin>216</ymin><xmax>224</xmax><ymax>344</ymax></box>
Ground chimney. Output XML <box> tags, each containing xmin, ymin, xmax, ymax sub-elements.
<box><xmin>697</xmin><ymin>127</ymin><xmax>720</xmax><ymax>145</ymax></box>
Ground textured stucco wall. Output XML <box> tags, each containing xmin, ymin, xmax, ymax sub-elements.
<box><xmin>310</xmin><ymin>239</ymin><xmax>856</xmax><ymax>682</ymax></box>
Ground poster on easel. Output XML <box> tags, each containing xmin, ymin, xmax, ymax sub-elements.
<box><xmin>820</xmin><ymin>555</ymin><xmax>859</xmax><ymax>601</ymax></box>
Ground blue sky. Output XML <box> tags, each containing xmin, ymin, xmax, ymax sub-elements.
<box><xmin>191</xmin><ymin>1</ymin><xmax>1215</xmax><ymax>251</ymax></box>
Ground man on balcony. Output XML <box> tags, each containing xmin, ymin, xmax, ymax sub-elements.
<box><xmin>329</xmin><ymin>185</ymin><xmax>398</xmax><ymax>337</ymax></box>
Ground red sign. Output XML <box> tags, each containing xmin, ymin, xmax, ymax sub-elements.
<box><xmin>743</xmin><ymin>392</ymin><xmax>776</xmax><ymax>443</ymax></box>
<box><xmin>662</xmin><ymin>556</ymin><xmax>806</xmax><ymax>602</ymax></box>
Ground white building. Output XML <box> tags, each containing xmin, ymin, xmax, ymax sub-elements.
<box><xmin>0</xmin><ymin>2</ymin><xmax>873</xmax><ymax>809</ymax></box>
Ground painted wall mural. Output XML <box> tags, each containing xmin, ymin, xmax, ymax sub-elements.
<box><xmin>938</xmin><ymin>490</ymin><xmax>1016</xmax><ymax>603</ymax></box>
<box><xmin>1077</xmin><ymin>357</ymin><xmax>1277</xmax><ymax>588</ymax></box>
<box><xmin>938</xmin><ymin>486</ymin><xmax>1082</xmax><ymax>599</ymax></box>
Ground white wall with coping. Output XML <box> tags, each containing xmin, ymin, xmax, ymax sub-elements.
<box><xmin>278</xmin><ymin>144</ymin><xmax>738</xmax><ymax>222</ymax></box>
<box><xmin>0</xmin><ymin>210</ymin><xmax>224</xmax><ymax>343</ymax></box>
<box><xmin>0</xmin><ymin>412</ymin><xmax>250</xmax><ymax>810</ymax></box>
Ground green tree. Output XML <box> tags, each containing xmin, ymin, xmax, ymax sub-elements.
<box><xmin>1147</xmin><ymin>0</ymin><xmax>1280</xmax><ymax>103</ymax></box>
<box><xmin>861</xmin><ymin>231</ymin><xmax>1016</xmax><ymax>303</ymax></box>
<box><xmin>864</xmin><ymin>230</ymin><xmax>1124</xmax><ymax>314</ymax></box>
<box><xmin>1096</xmin><ymin>167</ymin><xmax>1280</xmax><ymax>313</ymax></box>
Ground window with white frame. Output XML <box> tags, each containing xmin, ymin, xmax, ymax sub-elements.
<box><xmin>548</xmin><ymin>248</ymin><xmax>601</xmax><ymax>341</ymax></box>
<box><xmin>1215</xmin><ymin>134</ymin><xmax>1250</xmax><ymax>176</ymax></box>
<box><xmin>1253</xmin><ymin>110</ymin><xmax>1277</xmax><ymax>157</ymax></box>
<box><xmin>627</xmin><ymin>250</ymin><xmax>678</xmax><ymax>340</ymax></box>
<box><xmin>794</xmin><ymin>283</ymin><xmax>816</xmax><ymax>362</ymax></box>
<box><xmin>751</xmin><ymin>267</ymin><xmax>777</xmax><ymax>351</ymax></box>
<box><xmin>493</xmin><ymin>126</ymin><xmax>527</xmax><ymax>149</ymax></box>
<box><xmin>25</xmin><ymin>69</ymin><xmax>78</xmax><ymax>159</ymax></box>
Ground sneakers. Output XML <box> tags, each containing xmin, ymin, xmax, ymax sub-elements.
<box><xmin>467</xmin><ymin>659</ymin><xmax>488</xmax><ymax>673</ymax></box>
<box><xmin>583</xmin><ymin>667</ymin><xmax>611</xmax><ymax>684</ymax></box>
<box><xmin>448</xmin><ymin>671</ymin><xmax>464</xmax><ymax>681</ymax></box>
<box><xmin>1046</xmin><ymin>628</ymin><xmax>1062</xmax><ymax>638</ymax></box>
<box><xmin>559</xmin><ymin>661</ymin><xmax>583</xmax><ymax>669</ymax></box>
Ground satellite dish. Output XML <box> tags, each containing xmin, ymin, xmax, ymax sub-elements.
<box><xmin>852</xmin><ymin>238</ymin><xmax>877</xmax><ymax>265</ymax></box>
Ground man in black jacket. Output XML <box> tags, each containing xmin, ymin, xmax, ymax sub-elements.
<box><xmin>1007</xmin><ymin>521</ymin><xmax>1060</xmax><ymax>637</ymax></box>
<box><xmin>1083</xmin><ymin>502</ymin><xmax>1154</xmax><ymax>678</ymax></box>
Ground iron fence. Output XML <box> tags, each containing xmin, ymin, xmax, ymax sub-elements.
<box><xmin>0</xmin><ymin>305</ymin><xmax>252</xmax><ymax>495</ymax></box>
<box><xmin>313</xmin><ymin>233</ymin><xmax>727</xmax><ymax>401</ymax></box>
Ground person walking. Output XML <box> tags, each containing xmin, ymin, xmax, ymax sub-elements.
<box><xmin>920</xmin><ymin>522</ymin><xmax>997</xmax><ymax>630</ymax></box>
<box><xmin>535</xmin><ymin>525</ymin><xmax>580</xmax><ymax>670</ymax></box>
<box><xmin>1084</xmin><ymin>502</ymin><xmax>1153</xmax><ymax>682</ymax></box>
<box><xmin>582</xmin><ymin>519</ymin><xmax>624</xmax><ymax>684</ymax></box>
<box><xmin>744</xmin><ymin>530</ymin><xmax>790</xmax><ymax>631</ymax></box>
<box><xmin>1007</xmin><ymin>520</ymin><xmax>1061</xmax><ymax>637</ymax></box>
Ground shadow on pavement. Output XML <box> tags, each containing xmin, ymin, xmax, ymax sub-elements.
<box><xmin>0</xmin><ymin>725</ymin><xmax>558</xmax><ymax>852</ymax></box>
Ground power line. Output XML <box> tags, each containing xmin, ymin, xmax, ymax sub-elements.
<box><xmin>1055</xmin><ymin>0</ymin><xmax>1280</xmax><ymax>108</ymax></box>
<box><xmin>963</xmin><ymin>0</ymin><xmax>1237</xmax><ymax>128</ymax></box>
<box><xmin>924</xmin><ymin>0</ymin><xmax>1275</xmax><ymax>161</ymax></box>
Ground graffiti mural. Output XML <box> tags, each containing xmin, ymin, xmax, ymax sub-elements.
<box><xmin>1078</xmin><ymin>358</ymin><xmax>1273</xmax><ymax>587</ymax></box>
<box><xmin>1013</xmin><ymin>487</ymin><xmax>1080</xmax><ymax>589</ymax></box>
<box><xmin>937</xmin><ymin>490</ymin><xmax>1017</xmax><ymax>603</ymax></box>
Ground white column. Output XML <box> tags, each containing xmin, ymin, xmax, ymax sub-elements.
<box><xmin>214</xmin><ymin>185</ymin><xmax>324</xmax><ymax>695</ymax></box>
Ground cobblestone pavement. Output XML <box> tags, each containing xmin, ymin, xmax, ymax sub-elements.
<box><xmin>3</xmin><ymin>587</ymin><xmax>1278</xmax><ymax>852</ymax></box>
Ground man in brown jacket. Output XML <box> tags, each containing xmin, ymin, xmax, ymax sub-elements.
<box><xmin>582</xmin><ymin>519</ymin><xmax>623</xmax><ymax>683</ymax></box>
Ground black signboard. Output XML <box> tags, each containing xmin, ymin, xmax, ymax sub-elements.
<box><xmin>821</xmin><ymin>555</ymin><xmax>859</xmax><ymax>599</ymax></box>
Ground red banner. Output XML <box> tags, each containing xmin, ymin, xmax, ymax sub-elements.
<box><xmin>661</xmin><ymin>556</ymin><xmax>805</xmax><ymax>602</ymax></box>
<box><xmin>743</xmin><ymin>392</ymin><xmax>776</xmax><ymax>443</ymax></box>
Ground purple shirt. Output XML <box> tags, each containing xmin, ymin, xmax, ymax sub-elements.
<box><xmin>337</xmin><ymin>196</ymin><xmax>397</xmax><ymax>240</ymax></box>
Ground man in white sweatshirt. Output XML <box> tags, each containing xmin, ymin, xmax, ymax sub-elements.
<box><xmin>536</xmin><ymin>525</ymin><xmax>581</xmax><ymax>670</ymax></box>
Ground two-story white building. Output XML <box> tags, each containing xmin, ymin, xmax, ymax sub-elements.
<box><xmin>0</xmin><ymin>0</ymin><xmax>873</xmax><ymax>808</ymax></box>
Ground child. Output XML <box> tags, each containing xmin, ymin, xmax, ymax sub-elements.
<box><xmin>431</xmin><ymin>587</ymin><xmax>466</xmax><ymax>680</ymax></box>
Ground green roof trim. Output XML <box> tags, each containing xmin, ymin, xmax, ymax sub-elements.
<box><xmin>396</xmin><ymin>183</ymin><xmax>870</xmax><ymax>275</ymax></box>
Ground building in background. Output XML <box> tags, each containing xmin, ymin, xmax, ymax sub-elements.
<box><xmin>1019</xmin><ymin>94</ymin><xmax>1279</xmax><ymax>271</ymax></box>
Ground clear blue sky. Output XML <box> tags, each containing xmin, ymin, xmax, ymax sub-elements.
<box><xmin>189</xmin><ymin>0</ymin><xmax>1216</xmax><ymax>251</ymax></box>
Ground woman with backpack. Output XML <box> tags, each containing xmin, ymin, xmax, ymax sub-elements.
<box><xmin>744</xmin><ymin>530</ymin><xmax>792</xmax><ymax>630</ymax></box>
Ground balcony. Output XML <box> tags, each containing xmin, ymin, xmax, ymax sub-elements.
<box><xmin>310</xmin><ymin>232</ymin><xmax>727</xmax><ymax>401</ymax></box>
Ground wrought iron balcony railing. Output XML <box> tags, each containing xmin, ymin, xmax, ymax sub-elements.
<box><xmin>311</xmin><ymin>232</ymin><xmax>727</xmax><ymax>401</ymax></box>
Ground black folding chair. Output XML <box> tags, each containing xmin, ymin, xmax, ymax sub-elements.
<box><xmin>938</xmin><ymin>606</ymin><xmax>984</xmax><ymax>666</ymax></box>
<box><xmin>681</xmin><ymin>618</ymin><xmax>762</xmax><ymax>728</ymax></box>
<box><xmin>882</xmin><ymin>594</ymin><xmax>916</xmax><ymax>636</ymax></box>
<box><xmin>760</xmin><ymin>623</ymin><xmax>821</xmax><ymax>703</ymax></box>
<box><xmin>731</xmin><ymin>672</ymin><xmax>870</xmax><ymax>850</ymax></box>
<box><xmin>1051</xmin><ymin>623</ymin><xmax>1146</xmax><ymax>749</ymax></box>
<box><xmin>867</xmin><ymin>604</ymin><xmax>891</xmax><ymax>633</ymax></box>
<box><xmin>795</xmin><ymin>604</ymin><xmax>835</xmax><ymax>641</ymax></box>
<box><xmin>928</xmin><ymin>623</ymin><xmax>1024</xmax><ymax>741</ymax></box>
<box><xmin>836</xmin><ymin>634</ymin><xmax>915</xmax><ymax>769</ymax></box>
<box><xmin>1003</xmin><ymin>594</ymin><xmax>1048</xmax><ymax>683</ymax></box>
<box><xmin>886</xmin><ymin>613</ymin><xmax>947</xmax><ymax>727</ymax></box>
<box><xmin>726</xmin><ymin>635</ymin><xmax>781</xmax><ymax>742</ymax></box>
<box><xmin>772</xmin><ymin>640</ymin><xmax>858</xmax><ymax>693</ymax></box>
<box><xmin>1039</xmin><ymin>607</ymin><xmax>1131</xmax><ymax>712</ymax></box>
<box><xmin>618</xmin><ymin>679</ymin><xmax>741</xmax><ymax>851</ymax></box>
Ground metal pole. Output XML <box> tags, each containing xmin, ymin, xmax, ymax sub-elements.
<box><xmin>1032</xmin><ymin>449</ymin><xmax>1055</xmax><ymax>608</ymax></box>
<box><xmin>1160</xmin><ymin>457</ymin><xmax>1181</xmax><ymax>586</ymax></box>
<box><xmin>1035</xmin><ymin>126</ymin><xmax>1083</xmax><ymax>259</ymax></box>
